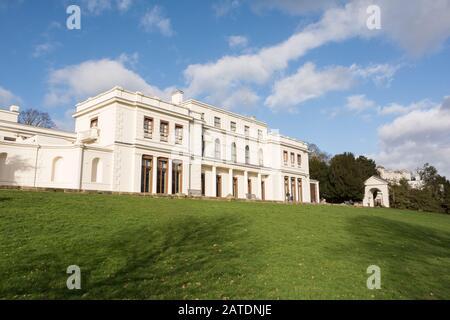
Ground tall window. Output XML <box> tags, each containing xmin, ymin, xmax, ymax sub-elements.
<box><xmin>283</xmin><ymin>151</ymin><xmax>288</xmax><ymax>165</ymax></box>
<box><xmin>141</xmin><ymin>155</ymin><xmax>153</xmax><ymax>193</ymax></box>
<box><xmin>284</xmin><ymin>176</ymin><xmax>289</xmax><ymax>199</ymax></box>
<box><xmin>230</xmin><ymin>121</ymin><xmax>236</xmax><ymax>132</ymax></box>
<box><xmin>143</xmin><ymin>117</ymin><xmax>153</xmax><ymax>138</ymax></box>
<box><xmin>297</xmin><ymin>178</ymin><xmax>303</xmax><ymax>203</ymax></box>
<box><xmin>291</xmin><ymin>152</ymin><xmax>295</xmax><ymax>166</ymax></box>
<box><xmin>258</xmin><ymin>129</ymin><xmax>263</xmax><ymax>140</ymax></box>
<box><xmin>201</xmin><ymin>173</ymin><xmax>205</xmax><ymax>196</ymax></box>
<box><xmin>291</xmin><ymin>178</ymin><xmax>296</xmax><ymax>202</ymax></box>
<box><xmin>172</xmin><ymin>160</ymin><xmax>183</xmax><ymax>194</ymax></box>
<box><xmin>258</xmin><ymin>149</ymin><xmax>264</xmax><ymax>166</ymax></box>
<box><xmin>245</xmin><ymin>145</ymin><xmax>250</xmax><ymax>164</ymax></box>
<box><xmin>297</xmin><ymin>154</ymin><xmax>302</xmax><ymax>167</ymax></box>
<box><xmin>156</xmin><ymin>158</ymin><xmax>168</xmax><ymax>194</ymax></box>
<box><xmin>175</xmin><ymin>125</ymin><xmax>183</xmax><ymax>144</ymax></box>
<box><xmin>231</xmin><ymin>143</ymin><xmax>237</xmax><ymax>163</ymax></box>
<box><xmin>244</xmin><ymin>126</ymin><xmax>250</xmax><ymax>137</ymax></box>
<box><xmin>215</xmin><ymin>139</ymin><xmax>221</xmax><ymax>159</ymax></box>
<box><xmin>91</xmin><ymin>158</ymin><xmax>102</xmax><ymax>183</ymax></box>
<box><xmin>202</xmin><ymin>134</ymin><xmax>205</xmax><ymax>157</ymax></box>
<box><xmin>160</xmin><ymin>121</ymin><xmax>169</xmax><ymax>142</ymax></box>
<box><xmin>214</xmin><ymin>117</ymin><xmax>221</xmax><ymax>129</ymax></box>
<box><xmin>90</xmin><ymin>117</ymin><xmax>98</xmax><ymax>128</ymax></box>
<box><xmin>51</xmin><ymin>157</ymin><xmax>63</xmax><ymax>182</ymax></box>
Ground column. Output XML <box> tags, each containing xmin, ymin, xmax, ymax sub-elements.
<box><xmin>228</xmin><ymin>168</ymin><xmax>233</xmax><ymax>197</ymax></box>
<box><xmin>244</xmin><ymin>170</ymin><xmax>249</xmax><ymax>198</ymax></box>
<box><xmin>211</xmin><ymin>166</ymin><xmax>217</xmax><ymax>197</ymax></box>
<box><xmin>167</xmin><ymin>159</ymin><xmax>173</xmax><ymax>194</ymax></box>
<box><xmin>257</xmin><ymin>173</ymin><xmax>262</xmax><ymax>200</ymax></box>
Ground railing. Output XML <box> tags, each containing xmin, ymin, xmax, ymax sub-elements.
<box><xmin>77</xmin><ymin>128</ymin><xmax>99</xmax><ymax>143</ymax></box>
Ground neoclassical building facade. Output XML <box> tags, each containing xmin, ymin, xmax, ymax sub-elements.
<box><xmin>0</xmin><ymin>87</ymin><xmax>319</xmax><ymax>203</ymax></box>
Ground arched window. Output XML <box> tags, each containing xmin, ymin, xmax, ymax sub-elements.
<box><xmin>258</xmin><ymin>149</ymin><xmax>264</xmax><ymax>166</ymax></box>
<box><xmin>91</xmin><ymin>158</ymin><xmax>102</xmax><ymax>183</ymax></box>
<box><xmin>215</xmin><ymin>139</ymin><xmax>221</xmax><ymax>159</ymax></box>
<box><xmin>51</xmin><ymin>157</ymin><xmax>63</xmax><ymax>182</ymax></box>
<box><xmin>245</xmin><ymin>145</ymin><xmax>250</xmax><ymax>164</ymax></box>
<box><xmin>231</xmin><ymin>143</ymin><xmax>237</xmax><ymax>163</ymax></box>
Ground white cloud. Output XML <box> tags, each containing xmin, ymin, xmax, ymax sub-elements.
<box><xmin>0</xmin><ymin>86</ymin><xmax>21</xmax><ymax>106</ymax></box>
<box><xmin>346</xmin><ymin>94</ymin><xmax>375</xmax><ymax>112</ymax></box>
<box><xmin>227</xmin><ymin>35</ymin><xmax>248</xmax><ymax>48</ymax></box>
<box><xmin>256</xmin><ymin>0</ymin><xmax>450</xmax><ymax>57</ymax></box>
<box><xmin>251</xmin><ymin>0</ymin><xmax>339</xmax><ymax>15</ymax></box>
<box><xmin>183</xmin><ymin>1</ymin><xmax>450</xmax><ymax>109</ymax></box>
<box><xmin>350</xmin><ymin>63</ymin><xmax>400</xmax><ymax>87</ymax></box>
<box><xmin>374</xmin><ymin>96</ymin><xmax>450</xmax><ymax>177</ymax></box>
<box><xmin>183</xmin><ymin>2</ymin><xmax>370</xmax><ymax>108</ymax></box>
<box><xmin>44</xmin><ymin>56</ymin><xmax>173</xmax><ymax>107</ymax></box>
<box><xmin>378</xmin><ymin>99</ymin><xmax>436</xmax><ymax>115</ymax></box>
<box><xmin>213</xmin><ymin>0</ymin><xmax>241</xmax><ymax>17</ymax></box>
<box><xmin>117</xmin><ymin>0</ymin><xmax>133</xmax><ymax>12</ymax></box>
<box><xmin>265</xmin><ymin>63</ymin><xmax>356</xmax><ymax>111</ymax></box>
<box><xmin>222</xmin><ymin>87</ymin><xmax>260</xmax><ymax>109</ymax></box>
<box><xmin>32</xmin><ymin>42</ymin><xmax>59</xmax><ymax>58</ymax></box>
<box><xmin>141</xmin><ymin>6</ymin><xmax>174</xmax><ymax>37</ymax></box>
<box><xmin>82</xmin><ymin>0</ymin><xmax>112</xmax><ymax>15</ymax></box>
<box><xmin>264</xmin><ymin>62</ymin><xmax>398</xmax><ymax>111</ymax></box>
<box><xmin>81</xmin><ymin>0</ymin><xmax>133</xmax><ymax>15</ymax></box>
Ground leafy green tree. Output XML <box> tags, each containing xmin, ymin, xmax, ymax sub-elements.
<box><xmin>327</xmin><ymin>152</ymin><xmax>366</xmax><ymax>203</ymax></box>
<box><xmin>309</xmin><ymin>157</ymin><xmax>331</xmax><ymax>200</ymax></box>
<box><xmin>356</xmin><ymin>156</ymin><xmax>377</xmax><ymax>179</ymax></box>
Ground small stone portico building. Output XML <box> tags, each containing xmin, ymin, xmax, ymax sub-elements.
<box><xmin>363</xmin><ymin>176</ymin><xmax>390</xmax><ymax>208</ymax></box>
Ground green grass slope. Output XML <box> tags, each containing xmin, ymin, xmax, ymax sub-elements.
<box><xmin>0</xmin><ymin>190</ymin><xmax>449</xmax><ymax>299</ymax></box>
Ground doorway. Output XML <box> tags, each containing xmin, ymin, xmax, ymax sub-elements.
<box><xmin>216</xmin><ymin>175</ymin><xmax>222</xmax><ymax>197</ymax></box>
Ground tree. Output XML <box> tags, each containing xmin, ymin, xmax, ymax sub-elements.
<box><xmin>389</xmin><ymin>163</ymin><xmax>450</xmax><ymax>214</ymax></box>
<box><xmin>327</xmin><ymin>153</ymin><xmax>367</xmax><ymax>203</ymax></box>
<box><xmin>309</xmin><ymin>156</ymin><xmax>331</xmax><ymax>200</ymax></box>
<box><xmin>356</xmin><ymin>156</ymin><xmax>377</xmax><ymax>179</ymax></box>
<box><xmin>18</xmin><ymin>108</ymin><xmax>55</xmax><ymax>128</ymax></box>
<box><xmin>308</xmin><ymin>143</ymin><xmax>331</xmax><ymax>162</ymax></box>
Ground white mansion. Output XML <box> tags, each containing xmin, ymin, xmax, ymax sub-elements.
<box><xmin>0</xmin><ymin>87</ymin><xmax>319</xmax><ymax>203</ymax></box>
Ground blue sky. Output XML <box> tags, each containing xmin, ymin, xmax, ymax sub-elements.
<box><xmin>1</xmin><ymin>0</ymin><xmax>450</xmax><ymax>176</ymax></box>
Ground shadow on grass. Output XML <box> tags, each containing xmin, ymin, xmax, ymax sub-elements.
<box><xmin>0</xmin><ymin>197</ymin><xmax>12</xmax><ymax>202</ymax></box>
<box><xmin>331</xmin><ymin>215</ymin><xmax>450</xmax><ymax>299</ymax></box>
<box><xmin>76</xmin><ymin>213</ymin><xmax>257</xmax><ymax>299</ymax></box>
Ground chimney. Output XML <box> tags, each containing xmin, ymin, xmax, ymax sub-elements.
<box><xmin>9</xmin><ymin>105</ymin><xmax>20</xmax><ymax>113</ymax></box>
<box><xmin>171</xmin><ymin>90</ymin><xmax>184</xmax><ymax>105</ymax></box>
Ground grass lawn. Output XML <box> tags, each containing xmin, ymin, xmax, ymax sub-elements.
<box><xmin>0</xmin><ymin>190</ymin><xmax>449</xmax><ymax>300</ymax></box>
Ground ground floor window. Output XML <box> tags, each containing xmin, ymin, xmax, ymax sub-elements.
<box><xmin>297</xmin><ymin>178</ymin><xmax>303</xmax><ymax>203</ymax></box>
<box><xmin>141</xmin><ymin>155</ymin><xmax>153</xmax><ymax>193</ymax></box>
<box><xmin>157</xmin><ymin>158</ymin><xmax>168</xmax><ymax>194</ymax></box>
<box><xmin>291</xmin><ymin>177</ymin><xmax>296</xmax><ymax>202</ymax></box>
<box><xmin>248</xmin><ymin>178</ymin><xmax>252</xmax><ymax>195</ymax></box>
<box><xmin>284</xmin><ymin>176</ymin><xmax>289</xmax><ymax>199</ymax></box>
<box><xmin>201</xmin><ymin>173</ymin><xmax>205</xmax><ymax>196</ymax></box>
<box><xmin>216</xmin><ymin>175</ymin><xmax>222</xmax><ymax>197</ymax></box>
<box><xmin>172</xmin><ymin>161</ymin><xmax>182</xmax><ymax>194</ymax></box>
<box><xmin>233</xmin><ymin>177</ymin><xmax>238</xmax><ymax>198</ymax></box>
<box><xmin>261</xmin><ymin>180</ymin><xmax>265</xmax><ymax>200</ymax></box>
